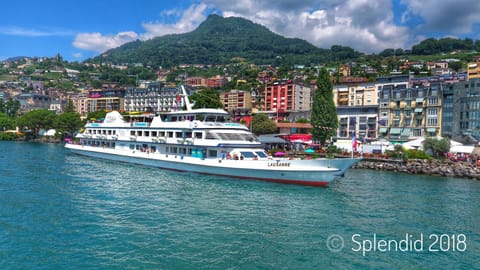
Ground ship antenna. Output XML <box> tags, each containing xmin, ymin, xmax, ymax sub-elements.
<box><xmin>181</xmin><ymin>85</ymin><xmax>193</xmax><ymax>111</ymax></box>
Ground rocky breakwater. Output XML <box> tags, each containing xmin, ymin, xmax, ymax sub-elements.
<box><xmin>353</xmin><ymin>158</ymin><xmax>480</xmax><ymax>180</ymax></box>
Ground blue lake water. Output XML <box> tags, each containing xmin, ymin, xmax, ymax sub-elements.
<box><xmin>0</xmin><ymin>141</ymin><xmax>479</xmax><ymax>269</ymax></box>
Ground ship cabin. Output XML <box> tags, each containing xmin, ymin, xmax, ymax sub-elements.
<box><xmin>162</xmin><ymin>109</ymin><xmax>230</xmax><ymax>123</ymax></box>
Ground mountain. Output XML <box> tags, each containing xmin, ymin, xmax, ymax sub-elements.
<box><xmin>2</xmin><ymin>56</ymin><xmax>31</xmax><ymax>62</ymax></box>
<box><xmin>89</xmin><ymin>14</ymin><xmax>361</xmax><ymax>67</ymax></box>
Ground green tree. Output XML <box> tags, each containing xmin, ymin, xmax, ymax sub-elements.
<box><xmin>189</xmin><ymin>88</ymin><xmax>223</xmax><ymax>109</ymax></box>
<box><xmin>251</xmin><ymin>113</ymin><xmax>278</xmax><ymax>135</ymax></box>
<box><xmin>423</xmin><ymin>137</ymin><xmax>450</xmax><ymax>158</ymax></box>
<box><xmin>310</xmin><ymin>68</ymin><xmax>338</xmax><ymax>145</ymax></box>
<box><xmin>449</xmin><ymin>61</ymin><xmax>462</xmax><ymax>72</ymax></box>
<box><xmin>54</xmin><ymin>112</ymin><xmax>83</xmax><ymax>138</ymax></box>
<box><xmin>17</xmin><ymin>109</ymin><xmax>57</xmax><ymax>137</ymax></box>
<box><xmin>0</xmin><ymin>113</ymin><xmax>16</xmax><ymax>131</ymax></box>
<box><xmin>64</xmin><ymin>99</ymin><xmax>75</xmax><ymax>113</ymax></box>
<box><xmin>87</xmin><ymin>110</ymin><xmax>107</xmax><ymax>120</ymax></box>
<box><xmin>295</xmin><ymin>118</ymin><xmax>309</xmax><ymax>123</ymax></box>
<box><xmin>4</xmin><ymin>98</ymin><xmax>20</xmax><ymax>117</ymax></box>
<box><xmin>91</xmin><ymin>80</ymin><xmax>102</xmax><ymax>88</ymax></box>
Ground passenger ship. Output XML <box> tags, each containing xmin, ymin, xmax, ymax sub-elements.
<box><xmin>65</xmin><ymin>86</ymin><xmax>360</xmax><ymax>186</ymax></box>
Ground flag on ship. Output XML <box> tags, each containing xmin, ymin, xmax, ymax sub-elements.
<box><xmin>352</xmin><ymin>132</ymin><xmax>358</xmax><ymax>151</ymax></box>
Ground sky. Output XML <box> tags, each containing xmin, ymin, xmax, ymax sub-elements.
<box><xmin>1</xmin><ymin>0</ymin><xmax>480</xmax><ymax>62</ymax></box>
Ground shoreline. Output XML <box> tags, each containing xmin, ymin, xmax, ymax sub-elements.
<box><xmin>353</xmin><ymin>158</ymin><xmax>480</xmax><ymax>180</ymax></box>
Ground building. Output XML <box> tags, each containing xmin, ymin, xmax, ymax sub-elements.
<box><xmin>337</xmin><ymin>106</ymin><xmax>379</xmax><ymax>141</ymax></box>
<box><xmin>88</xmin><ymin>96</ymin><xmax>124</xmax><ymax>113</ymax></box>
<box><xmin>87</xmin><ymin>88</ymin><xmax>126</xmax><ymax>113</ymax></box>
<box><xmin>16</xmin><ymin>93</ymin><xmax>51</xmax><ymax>112</ymax></box>
<box><xmin>375</xmin><ymin>75</ymin><xmax>410</xmax><ymax>139</ymax></box>
<box><xmin>185</xmin><ymin>77</ymin><xmax>206</xmax><ymax>88</ymax></box>
<box><xmin>263</xmin><ymin>80</ymin><xmax>314</xmax><ymax>120</ymax></box>
<box><xmin>70</xmin><ymin>92</ymin><xmax>89</xmax><ymax>116</ymax></box>
<box><xmin>220</xmin><ymin>90</ymin><xmax>252</xmax><ymax>112</ymax></box>
<box><xmin>124</xmin><ymin>82</ymin><xmax>193</xmax><ymax>113</ymax></box>
<box><xmin>293</xmin><ymin>83</ymin><xmax>313</xmax><ymax>112</ymax></box>
<box><xmin>467</xmin><ymin>62</ymin><xmax>480</xmax><ymax>80</ymax></box>
<box><xmin>378</xmin><ymin>83</ymin><xmax>443</xmax><ymax>141</ymax></box>
<box><xmin>338</xmin><ymin>65</ymin><xmax>351</xmax><ymax>77</ymax></box>
<box><xmin>333</xmin><ymin>82</ymin><xmax>377</xmax><ymax>107</ymax></box>
<box><xmin>332</xmin><ymin>81</ymin><xmax>379</xmax><ymax>141</ymax></box>
<box><xmin>264</xmin><ymin>80</ymin><xmax>294</xmax><ymax>121</ymax></box>
<box><xmin>206</xmin><ymin>75</ymin><xmax>228</xmax><ymax>88</ymax></box>
<box><xmin>443</xmin><ymin>78</ymin><xmax>480</xmax><ymax>141</ymax></box>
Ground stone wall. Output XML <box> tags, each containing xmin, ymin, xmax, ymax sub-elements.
<box><xmin>353</xmin><ymin>158</ymin><xmax>480</xmax><ymax>180</ymax></box>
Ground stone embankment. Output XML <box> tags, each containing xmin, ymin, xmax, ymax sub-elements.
<box><xmin>353</xmin><ymin>158</ymin><xmax>480</xmax><ymax>180</ymax></box>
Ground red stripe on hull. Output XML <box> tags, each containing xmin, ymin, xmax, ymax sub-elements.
<box><xmin>196</xmin><ymin>171</ymin><xmax>330</xmax><ymax>187</ymax></box>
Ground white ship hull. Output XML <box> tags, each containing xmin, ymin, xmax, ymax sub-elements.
<box><xmin>66</xmin><ymin>144</ymin><xmax>360</xmax><ymax>186</ymax></box>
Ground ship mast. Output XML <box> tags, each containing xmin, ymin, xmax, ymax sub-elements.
<box><xmin>180</xmin><ymin>85</ymin><xmax>193</xmax><ymax>111</ymax></box>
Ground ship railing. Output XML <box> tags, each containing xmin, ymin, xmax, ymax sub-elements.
<box><xmin>152</xmin><ymin>137</ymin><xmax>166</xmax><ymax>143</ymax></box>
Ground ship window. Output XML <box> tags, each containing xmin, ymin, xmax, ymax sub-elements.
<box><xmin>205</xmin><ymin>131</ymin><xmax>218</xmax><ymax>140</ymax></box>
<box><xmin>159</xmin><ymin>131</ymin><xmax>165</xmax><ymax>137</ymax></box>
<box><xmin>171</xmin><ymin>147</ymin><xmax>178</xmax><ymax>154</ymax></box>
<box><xmin>255</xmin><ymin>151</ymin><xmax>268</xmax><ymax>158</ymax></box>
<box><xmin>208</xmin><ymin>150</ymin><xmax>217</xmax><ymax>157</ymax></box>
<box><xmin>170</xmin><ymin>116</ymin><xmax>178</xmax><ymax>122</ymax></box>
<box><xmin>137</xmin><ymin>131</ymin><xmax>142</xmax><ymax>136</ymax></box>
<box><xmin>184</xmin><ymin>131</ymin><xmax>192</xmax><ymax>138</ymax></box>
<box><xmin>240</xmin><ymin>151</ymin><xmax>256</xmax><ymax>158</ymax></box>
<box><xmin>206</xmin><ymin>116</ymin><xmax>216</xmax><ymax>122</ymax></box>
<box><xmin>144</xmin><ymin>131</ymin><xmax>150</xmax><ymax>137</ymax></box>
<box><xmin>175</xmin><ymin>132</ymin><xmax>182</xmax><ymax>138</ymax></box>
<box><xmin>180</xmin><ymin>148</ymin><xmax>187</xmax><ymax>154</ymax></box>
<box><xmin>108</xmin><ymin>130</ymin><xmax>112</xmax><ymax>135</ymax></box>
<box><xmin>130</xmin><ymin>131</ymin><xmax>135</xmax><ymax>136</ymax></box>
<box><xmin>194</xmin><ymin>132</ymin><xmax>203</xmax><ymax>139</ymax></box>
<box><xmin>167</xmin><ymin>131</ymin><xmax>174</xmax><ymax>138</ymax></box>
<box><xmin>151</xmin><ymin>131</ymin><xmax>157</xmax><ymax>137</ymax></box>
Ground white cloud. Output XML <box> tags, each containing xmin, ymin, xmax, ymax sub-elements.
<box><xmin>141</xmin><ymin>3</ymin><xmax>208</xmax><ymax>39</ymax></box>
<box><xmin>73</xmin><ymin>32</ymin><xmax>139</xmax><ymax>53</ymax></box>
<box><xmin>217</xmin><ymin>0</ymin><xmax>410</xmax><ymax>52</ymax></box>
<box><xmin>0</xmin><ymin>26</ymin><xmax>73</xmax><ymax>37</ymax></box>
<box><xmin>73</xmin><ymin>3</ymin><xmax>208</xmax><ymax>53</ymax></box>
